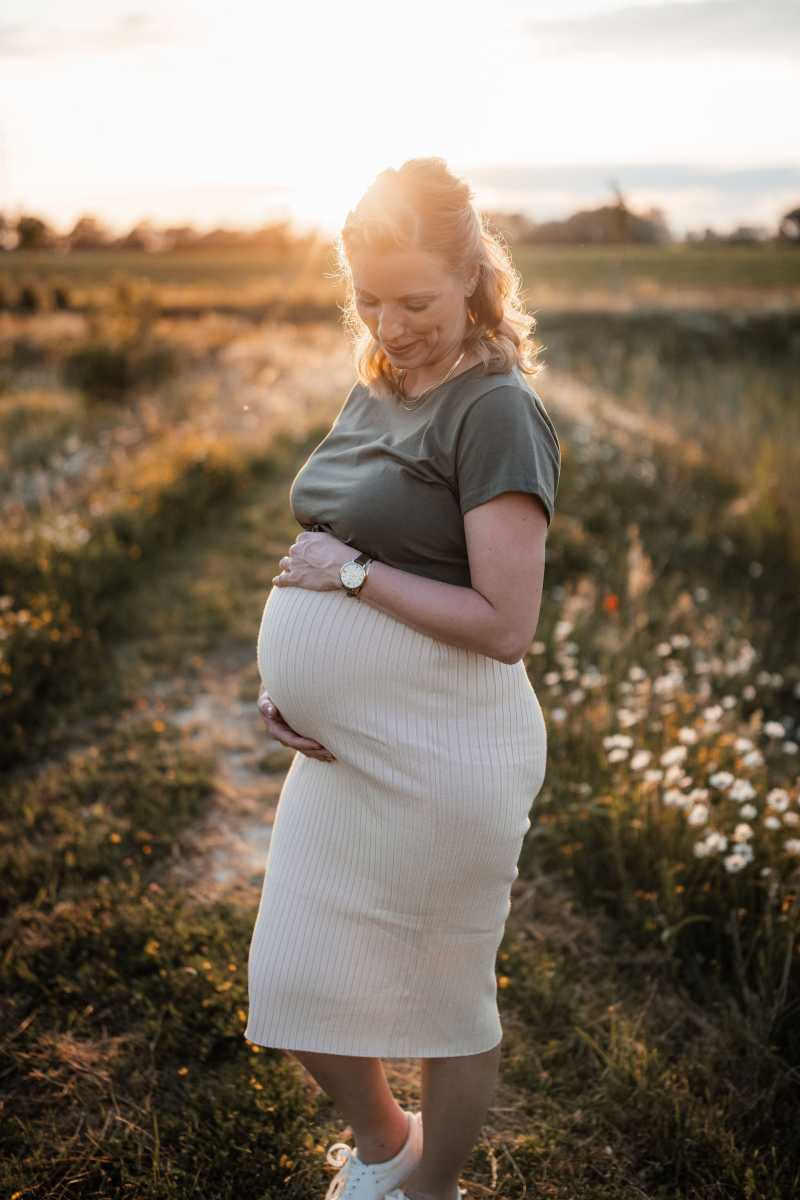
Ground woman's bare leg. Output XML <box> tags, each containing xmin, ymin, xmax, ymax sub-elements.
<box><xmin>289</xmin><ymin>1050</ymin><xmax>410</xmax><ymax>1164</ymax></box>
<box><xmin>400</xmin><ymin>1040</ymin><xmax>503</xmax><ymax>1200</ymax></box>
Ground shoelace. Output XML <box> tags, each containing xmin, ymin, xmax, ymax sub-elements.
<box><xmin>324</xmin><ymin>1141</ymin><xmax>370</xmax><ymax>1198</ymax></box>
<box><xmin>384</xmin><ymin>1189</ymin><xmax>466</xmax><ymax>1200</ymax></box>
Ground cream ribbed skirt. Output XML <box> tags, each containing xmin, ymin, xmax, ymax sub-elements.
<box><xmin>244</xmin><ymin>582</ymin><xmax>548</xmax><ymax>1058</ymax></box>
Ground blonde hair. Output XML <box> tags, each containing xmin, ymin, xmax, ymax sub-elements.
<box><xmin>331</xmin><ymin>156</ymin><xmax>542</xmax><ymax>399</ymax></box>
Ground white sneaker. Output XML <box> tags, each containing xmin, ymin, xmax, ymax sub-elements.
<box><xmin>323</xmin><ymin>1109</ymin><xmax>423</xmax><ymax>1199</ymax></box>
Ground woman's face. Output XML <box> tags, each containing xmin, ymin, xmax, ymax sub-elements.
<box><xmin>350</xmin><ymin>247</ymin><xmax>476</xmax><ymax>370</ymax></box>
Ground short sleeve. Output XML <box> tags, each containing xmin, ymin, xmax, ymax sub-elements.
<box><xmin>454</xmin><ymin>385</ymin><xmax>561</xmax><ymax>525</ymax></box>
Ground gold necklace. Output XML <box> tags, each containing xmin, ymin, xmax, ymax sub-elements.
<box><xmin>396</xmin><ymin>349</ymin><xmax>467</xmax><ymax>411</ymax></box>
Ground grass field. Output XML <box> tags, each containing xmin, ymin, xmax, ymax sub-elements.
<box><xmin>3</xmin><ymin>241</ymin><xmax>800</xmax><ymax>312</ymax></box>
<box><xmin>1</xmin><ymin>249</ymin><xmax>799</xmax><ymax>1197</ymax></box>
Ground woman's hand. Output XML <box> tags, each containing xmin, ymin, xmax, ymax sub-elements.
<box><xmin>257</xmin><ymin>689</ymin><xmax>336</xmax><ymax>762</ymax></box>
<box><xmin>272</xmin><ymin>530</ymin><xmax>355</xmax><ymax>592</ymax></box>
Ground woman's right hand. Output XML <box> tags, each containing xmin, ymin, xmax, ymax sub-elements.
<box><xmin>257</xmin><ymin>690</ymin><xmax>336</xmax><ymax>762</ymax></box>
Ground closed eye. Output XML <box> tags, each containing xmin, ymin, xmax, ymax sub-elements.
<box><xmin>358</xmin><ymin>298</ymin><xmax>429</xmax><ymax>312</ymax></box>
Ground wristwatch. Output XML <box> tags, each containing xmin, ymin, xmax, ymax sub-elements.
<box><xmin>339</xmin><ymin>552</ymin><xmax>373</xmax><ymax>597</ymax></box>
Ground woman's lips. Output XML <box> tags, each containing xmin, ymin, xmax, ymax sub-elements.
<box><xmin>386</xmin><ymin>340</ymin><xmax>418</xmax><ymax>353</ymax></box>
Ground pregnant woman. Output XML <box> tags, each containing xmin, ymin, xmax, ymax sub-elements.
<box><xmin>246</xmin><ymin>157</ymin><xmax>561</xmax><ymax>1200</ymax></box>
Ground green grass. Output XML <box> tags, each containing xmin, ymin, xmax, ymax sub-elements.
<box><xmin>3</xmin><ymin>242</ymin><xmax>800</xmax><ymax>310</ymax></box>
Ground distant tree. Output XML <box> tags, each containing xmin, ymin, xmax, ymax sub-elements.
<box><xmin>778</xmin><ymin>206</ymin><xmax>800</xmax><ymax>244</ymax></box>
<box><xmin>0</xmin><ymin>210</ymin><xmax>18</xmax><ymax>250</ymax></box>
<box><xmin>162</xmin><ymin>225</ymin><xmax>199</xmax><ymax>249</ymax></box>
<box><xmin>608</xmin><ymin>179</ymin><xmax>631</xmax><ymax>241</ymax></box>
<box><xmin>113</xmin><ymin>220</ymin><xmax>170</xmax><ymax>252</ymax></box>
<box><xmin>250</xmin><ymin>219</ymin><xmax>297</xmax><ymax>250</ymax></box>
<box><xmin>67</xmin><ymin>214</ymin><xmax>112</xmax><ymax>250</ymax></box>
<box><xmin>727</xmin><ymin>224</ymin><xmax>770</xmax><ymax>245</ymax></box>
<box><xmin>480</xmin><ymin>210</ymin><xmax>538</xmax><ymax>245</ymax></box>
<box><xmin>17</xmin><ymin>214</ymin><xmax>55</xmax><ymax>249</ymax></box>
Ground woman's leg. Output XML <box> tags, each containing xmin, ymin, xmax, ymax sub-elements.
<box><xmin>290</xmin><ymin>1050</ymin><xmax>411</xmax><ymax>1164</ymax></box>
<box><xmin>400</xmin><ymin>1041</ymin><xmax>503</xmax><ymax>1200</ymax></box>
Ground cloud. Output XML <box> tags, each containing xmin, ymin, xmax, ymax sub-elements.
<box><xmin>526</xmin><ymin>0</ymin><xmax>800</xmax><ymax>59</ymax></box>
<box><xmin>0</xmin><ymin>10</ymin><xmax>176</xmax><ymax>58</ymax></box>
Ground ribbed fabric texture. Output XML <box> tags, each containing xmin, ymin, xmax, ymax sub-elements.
<box><xmin>245</xmin><ymin>583</ymin><xmax>548</xmax><ymax>1058</ymax></box>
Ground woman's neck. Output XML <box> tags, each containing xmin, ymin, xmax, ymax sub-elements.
<box><xmin>401</xmin><ymin>349</ymin><xmax>480</xmax><ymax>397</ymax></box>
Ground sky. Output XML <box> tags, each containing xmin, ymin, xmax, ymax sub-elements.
<box><xmin>0</xmin><ymin>0</ymin><xmax>797</xmax><ymax>239</ymax></box>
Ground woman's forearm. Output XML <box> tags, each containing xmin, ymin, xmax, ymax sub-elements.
<box><xmin>356</xmin><ymin>559</ymin><xmax>513</xmax><ymax>662</ymax></box>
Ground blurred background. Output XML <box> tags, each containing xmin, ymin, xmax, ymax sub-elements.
<box><xmin>2</xmin><ymin>3</ymin><xmax>800</xmax><ymax>1199</ymax></box>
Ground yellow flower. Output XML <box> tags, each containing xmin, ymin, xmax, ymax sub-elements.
<box><xmin>497</xmin><ymin>975</ymin><xmax>511</xmax><ymax>989</ymax></box>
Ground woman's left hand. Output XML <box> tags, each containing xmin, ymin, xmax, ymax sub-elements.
<box><xmin>272</xmin><ymin>531</ymin><xmax>356</xmax><ymax>592</ymax></box>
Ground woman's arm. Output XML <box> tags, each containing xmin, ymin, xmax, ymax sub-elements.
<box><xmin>358</xmin><ymin>490</ymin><xmax>548</xmax><ymax>664</ymax></box>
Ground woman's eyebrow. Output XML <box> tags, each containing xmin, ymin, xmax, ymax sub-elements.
<box><xmin>356</xmin><ymin>288</ymin><xmax>438</xmax><ymax>300</ymax></box>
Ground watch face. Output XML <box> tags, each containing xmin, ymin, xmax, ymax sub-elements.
<box><xmin>340</xmin><ymin>561</ymin><xmax>366</xmax><ymax>589</ymax></box>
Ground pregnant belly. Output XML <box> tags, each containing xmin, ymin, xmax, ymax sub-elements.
<box><xmin>255</xmin><ymin>583</ymin><xmax>546</xmax><ymax>792</ymax></box>
<box><xmin>256</xmin><ymin>584</ymin><xmax>372</xmax><ymax>746</ymax></box>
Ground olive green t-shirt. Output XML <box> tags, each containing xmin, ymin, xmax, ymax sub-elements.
<box><xmin>289</xmin><ymin>361</ymin><xmax>561</xmax><ymax>588</ymax></box>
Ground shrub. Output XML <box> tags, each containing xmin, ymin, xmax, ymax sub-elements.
<box><xmin>62</xmin><ymin>336</ymin><xmax>181</xmax><ymax>402</ymax></box>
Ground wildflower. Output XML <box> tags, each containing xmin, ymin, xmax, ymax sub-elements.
<box><xmin>678</xmin><ymin>727</ymin><xmax>698</xmax><ymax>744</ymax></box>
<box><xmin>767</xmin><ymin>789</ymin><xmax>790</xmax><ymax>812</ymax></box>
<box><xmin>732</xmin><ymin>823</ymin><xmax>754</xmax><ymax>842</ymax></box>
<box><xmin>603</xmin><ymin>733</ymin><xmax>634</xmax><ymax>749</ymax></box>
<box><xmin>644</xmin><ymin>768</ymin><xmax>664</xmax><ymax>784</ymax></box>
<box><xmin>734</xmin><ymin>736</ymin><xmax>755</xmax><ymax>753</ymax></box>
<box><xmin>740</xmin><ymin>804</ymin><xmax>757</xmax><ymax>819</ymax></box>
<box><xmin>671</xmin><ymin>634</ymin><xmax>690</xmax><ymax>649</ymax></box>
<box><xmin>628</xmin><ymin>665</ymin><xmax>646</xmax><ymax>681</ymax></box>
<box><xmin>702</xmin><ymin>704</ymin><xmax>724</xmax><ymax>723</ymax></box>
<box><xmin>607</xmin><ymin>748</ymin><xmax>629</xmax><ymax>763</ymax></box>
<box><xmin>544</xmin><ymin>671</ymin><xmax>561</xmax><ymax>686</ymax></box>
<box><xmin>724</xmin><ymin>852</ymin><xmax>750</xmax><ymax>873</ymax></box>
<box><xmin>550</xmin><ymin>707</ymin><xmax>567</xmax><ymax>722</ymax></box>
<box><xmin>764</xmin><ymin>720</ymin><xmax>786</xmax><ymax>738</ymax></box>
<box><xmin>730</xmin><ymin>778</ymin><xmax>756</xmax><ymax>802</ymax></box>
<box><xmin>664</xmin><ymin>763</ymin><xmax>686</xmax><ymax>785</ymax></box>
<box><xmin>783</xmin><ymin>811</ymin><xmax>800</xmax><ymax>827</ymax></box>
<box><xmin>785</xmin><ymin>840</ymin><xmax>800</xmax><ymax>856</ymax></box>
<box><xmin>740</xmin><ymin>748</ymin><xmax>764</xmax><ymax>768</ymax></box>
<box><xmin>661</xmin><ymin>745</ymin><xmax>688</xmax><ymax>767</ymax></box>
<box><xmin>783</xmin><ymin>741</ymin><xmax>798</xmax><ymax>755</ymax></box>
<box><xmin>688</xmin><ymin>803</ymin><xmax>709</xmax><ymax>826</ymax></box>
<box><xmin>764</xmin><ymin>816</ymin><xmax>782</xmax><ymax>830</ymax></box>
<box><xmin>630</xmin><ymin>750</ymin><xmax>651</xmax><ymax>770</ymax></box>
<box><xmin>663</xmin><ymin>788</ymin><xmax>690</xmax><ymax>809</ymax></box>
<box><xmin>705</xmin><ymin>831</ymin><xmax>728</xmax><ymax>853</ymax></box>
<box><xmin>709</xmin><ymin>770</ymin><xmax>734</xmax><ymax>789</ymax></box>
